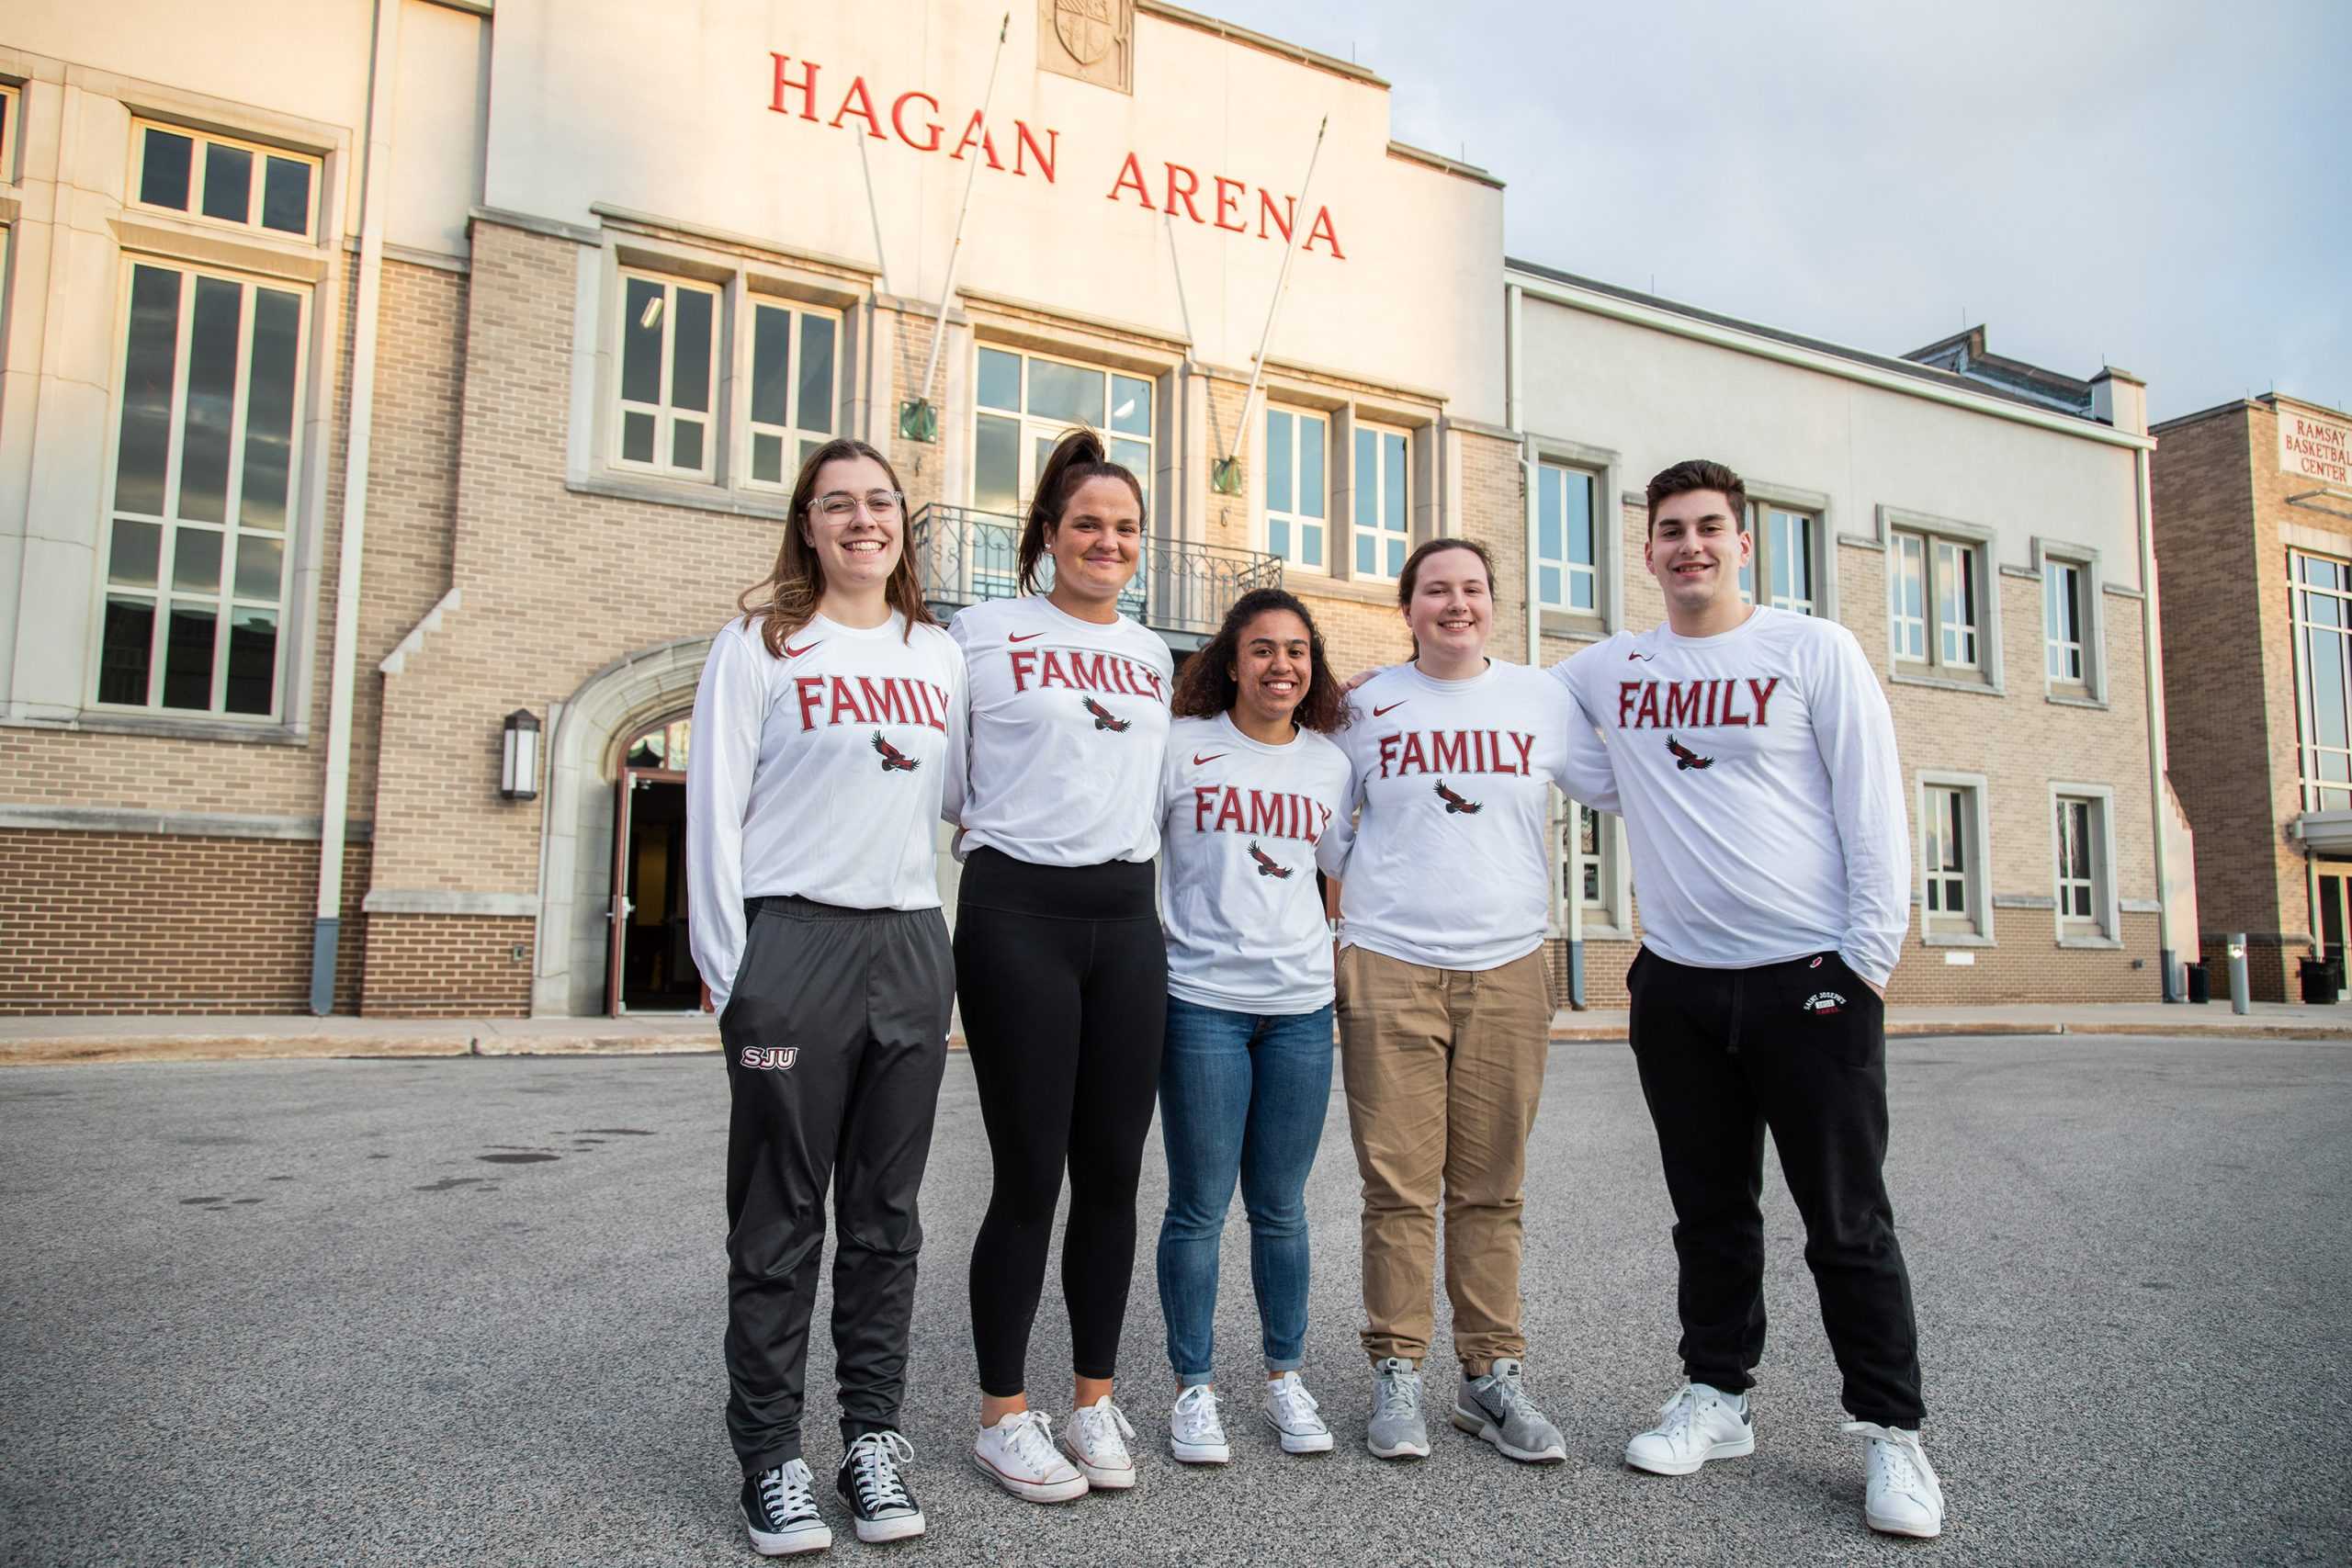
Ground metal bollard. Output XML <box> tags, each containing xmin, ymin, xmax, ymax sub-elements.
<box><xmin>2227</xmin><ymin>934</ymin><xmax>2249</xmax><ymax>1016</ymax></box>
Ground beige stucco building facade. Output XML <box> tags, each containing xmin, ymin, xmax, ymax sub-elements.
<box><xmin>0</xmin><ymin>0</ymin><xmax>2193</xmax><ymax>1017</ymax></box>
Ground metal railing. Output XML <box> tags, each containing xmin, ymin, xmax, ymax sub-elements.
<box><xmin>909</xmin><ymin>503</ymin><xmax>1283</xmax><ymax>647</ymax></box>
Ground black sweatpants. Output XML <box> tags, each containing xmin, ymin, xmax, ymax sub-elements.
<box><xmin>955</xmin><ymin>847</ymin><xmax>1168</xmax><ymax>1398</ymax></box>
<box><xmin>720</xmin><ymin>895</ymin><xmax>953</xmax><ymax>1473</ymax></box>
<box><xmin>1625</xmin><ymin>946</ymin><xmax>1926</xmax><ymax>1427</ymax></box>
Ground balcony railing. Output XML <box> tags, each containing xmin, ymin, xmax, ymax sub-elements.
<box><xmin>909</xmin><ymin>503</ymin><xmax>1283</xmax><ymax>649</ymax></box>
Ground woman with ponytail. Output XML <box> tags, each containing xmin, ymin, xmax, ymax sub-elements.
<box><xmin>687</xmin><ymin>437</ymin><xmax>964</xmax><ymax>1553</ymax></box>
<box><xmin>949</xmin><ymin>428</ymin><xmax>1174</xmax><ymax>1505</ymax></box>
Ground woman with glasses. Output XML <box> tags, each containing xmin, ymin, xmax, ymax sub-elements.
<box><xmin>688</xmin><ymin>437</ymin><xmax>966</xmax><ymax>1555</ymax></box>
<box><xmin>951</xmin><ymin>428</ymin><xmax>1174</xmax><ymax>1505</ymax></box>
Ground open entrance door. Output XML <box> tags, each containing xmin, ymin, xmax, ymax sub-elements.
<box><xmin>605</xmin><ymin>716</ymin><xmax>704</xmax><ymax>1015</ymax></box>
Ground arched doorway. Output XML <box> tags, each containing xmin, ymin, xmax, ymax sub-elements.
<box><xmin>608</xmin><ymin>713</ymin><xmax>700</xmax><ymax>1013</ymax></box>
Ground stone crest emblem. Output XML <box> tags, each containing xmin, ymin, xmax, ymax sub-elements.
<box><xmin>1055</xmin><ymin>0</ymin><xmax>1115</xmax><ymax>65</ymax></box>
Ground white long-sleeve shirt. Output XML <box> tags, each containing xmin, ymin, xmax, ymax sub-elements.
<box><xmin>1324</xmin><ymin>660</ymin><xmax>1621</xmax><ymax>972</ymax></box>
<box><xmin>1159</xmin><ymin>713</ymin><xmax>1355</xmax><ymax>1014</ymax></box>
<box><xmin>949</xmin><ymin>594</ymin><xmax>1174</xmax><ymax>866</ymax></box>
<box><xmin>1549</xmin><ymin>606</ymin><xmax>1911</xmax><ymax>987</ymax></box>
<box><xmin>685</xmin><ymin>612</ymin><xmax>966</xmax><ymax>1014</ymax></box>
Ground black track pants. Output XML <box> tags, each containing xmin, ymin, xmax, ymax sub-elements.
<box><xmin>720</xmin><ymin>896</ymin><xmax>953</xmax><ymax>1473</ymax></box>
<box><xmin>955</xmin><ymin>848</ymin><xmax>1168</xmax><ymax>1398</ymax></box>
<box><xmin>1626</xmin><ymin>946</ymin><xmax>1926</xmax><ymax>1427</ymax></box>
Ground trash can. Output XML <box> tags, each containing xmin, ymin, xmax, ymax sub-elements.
<box><xmin>2184</xmin><ymin>963</ymin><xmax>2210</xmax><ymax>1004</ymax></box>
<box><xmin>2298</xmin><ymin>955</ymin><xmax>2342</xmax><ymax>1005</ymax></box>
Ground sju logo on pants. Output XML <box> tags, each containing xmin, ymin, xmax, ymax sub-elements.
<box><xmin>740</xmin><ymin>1046</ymin><xmax>800</xmax><ymax>1070</ymax></box>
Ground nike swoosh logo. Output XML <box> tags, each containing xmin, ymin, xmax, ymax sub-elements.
<box><xmin>1627</xmin><ymin>649</ymin><xmax>1653</xmax><ymax>661</ymax></box>
<box><xmin>1009</xmin><ymin>631</ymin><xmax>1046</xmax><ymax>643</ymax></box>
<box><xmin>1193</xmin><ymin>753</ymin><xmax>1226</xmax><ymax>766</ymax></box>
<box><xmin>784</xmin><ymin>640</ymin><xmax>820</xmax><ymax>657</ymax></box>
<box><xmin>1372</xmin><ymin>702</ymin><xmax>1408</xmax><ymax>717</ymax></box>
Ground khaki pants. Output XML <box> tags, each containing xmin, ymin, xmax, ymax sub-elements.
<box><xmin>1335</xmin><ymin>943</ymin><xmax>1552</xmax><ymax>1373</ymax></box>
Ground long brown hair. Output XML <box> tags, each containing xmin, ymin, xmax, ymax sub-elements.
<box><xmin>737</xmin><ymin>437</ymin><xmax>936</xmax><ymax>657</ymax></box>
<box><xmin>1018</xmin><ymin>427</ymin><xmax>1146</xmax><ymax>595</ymax></box>
<box><xmin>1396</xmin><ymin>536</ymin><xmax>1496</xmax><ymax>660</ymax></box>
<box><xmin>1171</xmin><ymin>588</ymin><xmax>1350</xmax><ymax>734</ymax></box>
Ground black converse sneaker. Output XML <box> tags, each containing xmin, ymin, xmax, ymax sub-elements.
<box><xmin>836</xmin><ymin>1430</ymin><xmax>925</xmax><ymax>1543</ymax></box>
<box><xmin>741</xmin><ymin>1457</ymin><xmax>831</xmax><ymax>1556</ymax></box>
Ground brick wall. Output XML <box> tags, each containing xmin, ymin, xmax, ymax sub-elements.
<box><xmin>359</xmin><ymin>912</ymin><xmax>532</xmax><ymax>1017</ymax></box>
<box><xmin>0</xmin><ymin>832</ymin><xmax>368</xmax><ymax>1014</ymax></box>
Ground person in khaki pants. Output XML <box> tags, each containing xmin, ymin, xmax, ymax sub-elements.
<box><xmin>1322</xmin><ymin>538</ymin><xmax>1618</xmax><ymax>1465</ymax></box>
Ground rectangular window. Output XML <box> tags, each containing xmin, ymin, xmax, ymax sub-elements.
<box><xmin>96</xmin><ymin>260</ymin><xmax>305</xmax><ymax>718</ymax></box>
<box><xmin>1575</xmin><ymin>804</ymin><xmax>1609</xmax><ymax>908</ymax></box>
<box><xmin>1536</xmin><ymin>462</ymin><xmax>1598</xmax><ymax>612</ymax></box>
<box><xmin>130</xmin><ymin>120</ymin><xmax>318</xmax><ymax>240</ymax></box>
<box><xmin>2054</xmin><ymin>794</ymin><xmax>2100</xmax><ymax>930</ymax></box>
<box><xmin>744</xmin><ymin>299</ymin><xmax>841</xmax><ymax>488</ymax></box>
<box><xmin>0</xmin><ymin>82</ymin><xmax>19</xmax><ymax>185</ymax></box>
<box><xmin>1923</xmin><ymin>783</ymin><xmax>1973</xmax><ymax>932</ymax></box>
<box><xmin>1737</xmin><ymin>504</ymin><xmax>1818</xmax><ymax>615</ymax></box>
<box><xmin>1891</xmin><ymin>528</ymin><xmax>1983</xmax><ymax>674</ymax></box>
<box><xmin>1264</xmin><ymin>407</ymin><xmax>1328</xmax><ymax>572</ymax></box>
<box><xmin>970</xmin><ymin>345</ymin><xmax>1154</xmax><ymax>607</ymax></box>
<box><xmin>2293</xmin><ymin>551</ymin><xmax>2352</xmax><ymax>812</ymax></box>
<box><xmin>615</xmin><ymin>271</ymin><xmax>720</xmax><ymax>480</ymax></box>
<box><xmin>1351</xmin><ymin>423</ymin><xmax>1410</xmax><ymax>581</ymax></box>
<box><xmin>2044</xmin><ymin>558</ymin><xmax>2086</xmax><ymax>684</ymax></box>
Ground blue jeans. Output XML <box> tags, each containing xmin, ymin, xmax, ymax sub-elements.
<box><xmin>1155</xmin><ymin>997</ymin><xmax>1335</xmax><ymax>1386</ymax></box>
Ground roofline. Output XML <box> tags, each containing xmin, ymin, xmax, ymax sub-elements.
<box><xmin>1386</xmin><ymin>140</ymin><xmax>1503</xmax><ymax>189</ymax></box>
<box><xmin>2152</xmin><ymin>390</ymin><xmax>2352</xmax><ymax>435</ymax></box>
<box><xmin>2150</xmin><ymin>398</ymin><xmax>2262</xmax><ymax>435</ymax></box>
<box><xmin>1504</xmin><ymin>257</ymin><xmax>2152</xmax><ymax>452</ymax></box>
<box><xmin>1138</xmin><ymin>2</ymin><xmax>1387</xmax><ymax>89</ymax></box>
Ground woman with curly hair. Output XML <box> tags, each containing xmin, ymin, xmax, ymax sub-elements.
<box><xmin>1152</xmin><ymin>588</ymin><xmax>1355</xmax><ymax>1468</ymax></box>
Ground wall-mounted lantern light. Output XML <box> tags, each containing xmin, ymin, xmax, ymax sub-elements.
<box><xmin>500</xmin><ymin>708</ymin><xmax>541</xmax><ymax>801</ymax></box>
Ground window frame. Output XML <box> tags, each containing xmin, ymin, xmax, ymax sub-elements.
<box><xmin>1349</xmin><ymin>419</ymin><xmax>1413</xmax><ymax>583</ymax></box>
<box><xmin>1915</xmin><ymin>770</ymin><xmax>1996</xmax><ymax>944</ymax></box>
<box><xmin>1883</xmin><ymin>507</ymin><xmax>2003</xmax><ymax>693</ymax></box>
<box><xmin>128</xmin><ymin>118</ymin><xmax>322</xmax><ymax>242</ymax></box>
<box><xmin>87</xmin><ymin>254</ymin><xmax>311</xmax><ymax>724</ymax></box>
<box><xmin>738</xmin><ymin>292</ymin><xmax>845</xmax><ymax>493</ymax></box>
<box><xmin>2048</xmin><ymin>783</ymin><xmax>2120</xmax><ymax>946</ymax></box>
<box><xmin>2290</xmin><ymin>548</ymin><xmax>2352</xmax><ymax>814</ymax></box>
<box><xmin>1558</xmin><ymin>800</ymin><xmax>1631</xmax><ymax>938</ymax></box>
<box><xmin>969</xmin><ymin>342</ymin><xmax>1157</xmax><ymax>519</ymax></box>
<box><xmin>1262</xmin><ymin>402</ymin><xmax>1330</xmax><ymax>575</ymax></box>
<box><xmin>2031</xmin><ymin>536</ymin><xmax>2107</xmax><ymax>705</ymax></box>
<box><xmin>0</xmin><ymin>81</ymin><xmax>20</xmax><ymax>186</ymax></box>
<box><xmin>611</xmin><ymin>268</ymin><xmax>723</xmax><ymax>484</ymax></box>
<box><xmin>1534</xmin><ymin>458</ymin><xmax>1601</xmax><ymax>615</ymax></box>
<box><xmin>1739</xmin><ymin>502</ymin><xmax>1823</xmax><ymax>616</ymax></box>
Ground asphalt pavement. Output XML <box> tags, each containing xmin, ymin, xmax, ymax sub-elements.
<box><xmin>4</xmin><ymin>1035</ymin><xmax>2348</xmax><ymax>1566</ymax></box>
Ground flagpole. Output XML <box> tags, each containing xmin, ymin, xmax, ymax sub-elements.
<box><xmin>1216</xmin><ymin>114</ymin><xmax>1328</xmax><ymax>491</ymax></box>
<box><xmin>904</xmin><ymin>11</ymin><xmax>1011</xmax><ymax>439</ymax></box>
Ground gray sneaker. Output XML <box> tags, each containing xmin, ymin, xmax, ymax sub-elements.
<box><xmin>1452</xmin><ymin>1357</ymin><xmax>1567</xmax><ymax>1463</ymax></box>
<box><xmin>1366</xmin><ymin>1357</ymin><xmax>1430</xmax><ymax>1460</ymax></box>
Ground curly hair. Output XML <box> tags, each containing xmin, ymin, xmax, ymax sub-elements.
<box><xmin>1171</xmin><ymin>588</ymin><xmax>1350</xmax><ymax>734</ymax></box>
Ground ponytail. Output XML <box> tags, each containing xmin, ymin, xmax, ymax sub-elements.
<box><xmin>1019</xmin><ymin>427</ymin><xmax>1146</xmax><ymax>595</ymax></box>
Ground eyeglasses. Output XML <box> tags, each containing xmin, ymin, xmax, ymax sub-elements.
<box><xmin>812</xmin><ymin>490</ymin><xmax>905</xmax><ymax>522</ymax></box>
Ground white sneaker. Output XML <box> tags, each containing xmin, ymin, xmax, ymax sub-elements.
<box><xmin>1060</xmin><ymin>1396</ymin><xmax>1139</xmax><ymax>1490</ymax></box>
<box><xmin>1169</xmin><ymin>1384</ymin><xmax>1230</xmax><ymax>1464</ymax></box>
<box><xmin>1623</xmin><ymin>1382</ymin><xmax>1755</xmax><ymax>1476</ymax></box>
<box><xmin>971</xmin><ymin>1410</ymin><xmax>1089</xmax><ymax>1505</ymax></box>
<box><xmin>1846</xmin><ymin>1422</ymin><xmax>1944</xmax><ymax>1539</ymax></box>
<box><xmin>1262</xmin><ymin>1371</ymin><xmax>1334</xmax><ymax>1454</ymax></box>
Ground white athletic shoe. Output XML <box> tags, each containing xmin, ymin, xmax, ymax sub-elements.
<box><xmin>1169</xmin><ymin>1384</ymin><xmax>1231</xmax><ymax>1464</ymax></box>
<box><xmin>971</xmin><ymin>1410</ymin><xmax>1089</xmax><ymax>1505</ymax></box>
<box><xmin>1623</xmin><ymin>1382</ymin><xmax>1755</xmax><ymax>1476</ymax></box>
<box><xmin>1262</xmin><ymin>1371</ymin><xmax>1334</xmax><ymax>1454</ymax></box>
<box><xmin>1846</xmin><ymin>1421</ymin><xmax>1944</xmax><ymax>1539</ymax></box>
<box><xmin>1061</xmin><ymin>1396</ymin><xmax>1139</xmax><ymax>1490</ymax></box>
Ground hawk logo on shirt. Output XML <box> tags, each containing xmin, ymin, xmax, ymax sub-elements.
<box><xmin>1803</xmin><ymin>991</ymin><xmax>1846</xmax><ymax>1017</ymax></box>
<box><xmin>739</xmin><ymin>1046</ymin><xmax>800</xmax><ymax>1071</ymax></box>
<box><xmin>871</xmin><ymin>732</ymin><xmax>920</xmax><ymax>773</ymax></box>
<box><xmin>1433</xmin><ymin>779</ymin><xmax>1483</xmax><ymax>815</ymax></box>
<box><xmin>1082</xmin><ymin>696</ymin><xmax>1132</xmax><ymax>733</ymax></box>
<box><xmin>1667</xmin><ymin>735</ymin><xmax>1715</xmax><ymax>771</ymax></box>
<box><xmin>1247</xmin><ymin>840</ymin><xmax>1295</xmax><ymax>879</ymax></box>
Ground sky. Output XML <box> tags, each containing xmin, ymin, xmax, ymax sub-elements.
<box><xmin>1207</xmin><ymin>0</ymin><xmax>2351</xmax><ymax>423</ymax></box>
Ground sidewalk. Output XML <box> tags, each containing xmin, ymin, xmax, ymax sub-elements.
<box><xmin>2</xmin><ymin>998</ymin><xmax>2347</xmax><ymax>1066</ymax></box>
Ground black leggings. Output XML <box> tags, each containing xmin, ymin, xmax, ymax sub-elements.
<box><xmin>956</xmin><ymin>847</ymin><xmax>1168</xmax><ymax>1397</ymax></box>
